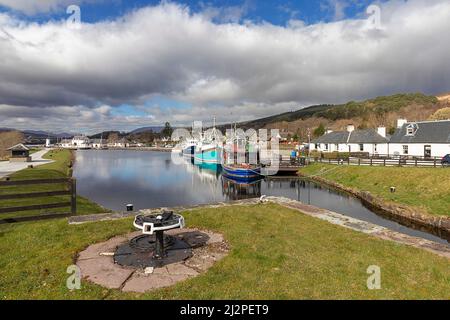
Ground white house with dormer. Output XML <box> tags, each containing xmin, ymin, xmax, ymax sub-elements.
<box><xmin>310</xmin><ymin>124</ymin><xmax>389</xmax><ymax>155</ymax></box>
<box><xmin>389</xmin><ymin>119</ymin><xmax>450</xmax><ymax>158</ymax></box>
<box><xmin>310</xmin><ymin>119</ymin><xmax>450</xmax><ymax>159</ymax></box>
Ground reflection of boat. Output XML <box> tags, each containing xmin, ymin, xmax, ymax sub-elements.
<box><xmin>222</xmin><ymin>164</ymin><xmax>262</xmax><ymax>182</ymax></box>
<box><xmin>221</xmin><ymin>176</ymin><xmax>262</xmax><ymax>200</ymax></box>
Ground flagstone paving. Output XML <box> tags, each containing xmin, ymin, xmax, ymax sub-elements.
<box><xmin>76</xmin><ymin>228</ymin><xmax>229</xmax><ymax>293</ymax></box>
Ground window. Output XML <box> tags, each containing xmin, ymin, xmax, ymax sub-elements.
<box><xmin>315</xmin><ymin>143</ymin><xmax>319</xmax><ymax>149</ymax></box>
<box><xmin>324</xmin><ymin>144</ymin><xmax>329</xmax><ymax>150</ymax></box>
<box><xmin>359</xmin><ymin>144</ymin><xmax>364</xmax><ymax>152</ymax></box>
<box><xmin>403</xmin><ymin>145</ymin><xmax>408</xmax><ymax>154</ymax></box>
<box><xmin>335</xmin><ymin>144</ymin><xmax>339</xmax><ymax>150</ymax></box>
<box><xmin>406</xmin><ymin>124</ymin><xmax>417</xmax><ymax>136</ymax></box>
<box><xmin>374</xmin><ymin>144</ymin><xmax>378</xmax><ymax>152</ymax></box>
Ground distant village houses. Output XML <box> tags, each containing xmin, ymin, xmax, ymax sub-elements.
<box><xmin>59</xmin><ymin>136</ymin><xmax>91</xmax><ymax>149</ymax></box>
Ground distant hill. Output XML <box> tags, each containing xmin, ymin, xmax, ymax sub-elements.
<box><xmin>217</xmin><ymin>104</ymin><xmax>334</xmax><ymax>131</ymax></box>
<box><xmin>129</xmin><ymin>126</ymin><xmax>164</xmax><ymax>134</ymax></box>
<box><xmin>218</xmin><ymin>93</ymin><xmax>443</xmax><ymax>141</ymax></box>
<box><xmin>437</xmin><ymin>92</ymin><xmax>450</xmax><ymax>102</ymax></box>
<box><xmin>2</xmin><ymin>92</ymin><xmax>446</xmax><ymax>145</ymax></box>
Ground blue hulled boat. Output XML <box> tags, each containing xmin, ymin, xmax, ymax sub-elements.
<box><xmin>222</xmin><ymin>164</ymin><xmax>262</xmax><ymax>182</ymax></box>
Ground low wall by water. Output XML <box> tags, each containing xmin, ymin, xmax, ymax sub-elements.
<box><xmin>297</xmin><ymin>172</ymin><xmax>450</xmax><ymax>241</ymax></box>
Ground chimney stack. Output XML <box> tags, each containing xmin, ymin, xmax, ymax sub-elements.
<box><xmin>397</xmin><ymin>119</ymin><xmax>408</xmax><ymax>128</ymax></box>
<box><xmin>377</xmin><ymin>127</ymin><xmax>386</xmax><ymax>138</ymax></box>
<box><xmin>346</xmin><ymin>124</ymin><xmax>355</xmax><ymax>133</ymax></box>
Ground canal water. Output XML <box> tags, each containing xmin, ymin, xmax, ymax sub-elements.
<box><xmin>73</xmin><ymin>150</ymin><xmax>448</xmax><ymax>245</ymax></box>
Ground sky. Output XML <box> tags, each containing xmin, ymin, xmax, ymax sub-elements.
<box><xmin>0</xmin><ymin>0</ymin><xmax>449</xmax><ymax>133</ymax></box>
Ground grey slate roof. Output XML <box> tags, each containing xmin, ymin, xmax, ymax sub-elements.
<box><xmin>312</xmin><ymin>129</ymin><xmax>388</xmax><ymax>144</ymax></box>
<box><xmin>7</xmin><ymin>143</ymin><xmax>29</xmax><ymax>151</ymax></box>
<box><xmin>390</xmin><ymin>120</ymin><xmax>450</xmax><ymax>144</ymax></box>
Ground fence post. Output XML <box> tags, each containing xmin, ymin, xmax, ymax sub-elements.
<box><xmin>434</xmin><ymin>158</ymin><xmax>437</xmax><ymax>168</ymax></box>
<box><xmin>358</xmin><ymin>158</ymin><xmax>361</xmax><ymax>166</ymax></box>
<box><xmin>70</xmin><ymin>178</ymin><xmax>77</xmax><ymax>215</ymax></box>
<box><xmin>370</xmin><ymin>158</ymin><xmax>373</xmax><ymax>166</ymax></box>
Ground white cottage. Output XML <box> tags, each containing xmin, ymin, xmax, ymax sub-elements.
<box><xmin>60</xmin><ymin>136</ymin><xmax>91</xmax><ymax>149</ymax></box>
<box><xmin>389</xmin><ymin>119</ymin><xmax>450</xmax><ymax>158</ymax></box>
<box><xmin>310</xmin><ymin>125</ymin><xmax>389</xmax><ymax>155</ymax></box>
<box><xmin>91</xmin><ymin>139</ymin><xmax>106</xmax><ymax>149</ymax></box>
<box><xmin>71</xmin><ymin>136</ymin><xmax>91</xmax><ymax>149</ymax></box>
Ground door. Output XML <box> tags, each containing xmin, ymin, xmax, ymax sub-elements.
<box><xmin>424</xmin><ymin>145</ymin><xmax>431</xmax><ymax>158</ymax></box>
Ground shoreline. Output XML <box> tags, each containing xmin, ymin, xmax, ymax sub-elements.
<box><xmin>74</xmin><ymin>147</ymin><xmax>173</xmax><ymax>152</ymax></box>
<box><xmin>297</xmin><ymin>171</ymin><xmax>450</xmax><ymax>241</ymax></box>
<box><xmin>69</xmin><ymin>197</ymin><xmax>450</xmax><ymax>259</ymax></box>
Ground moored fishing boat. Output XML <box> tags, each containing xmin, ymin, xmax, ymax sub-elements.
<box><xmin>182</xmin><ymin>139</ymin><xmax>197</xmax><ymax>157</ymax></box>
<box><xmin>222</xmin><ymin>163</ymin><xmax>262</xmax><ymax>182</ymax></box>
<box><xmin>193</xmin><ymin>118</ymin><xmax>223</xmax><ymax>166</ymax></box>
<box><xmin>194</xmin><ymin>142</ymin><xmax>222</xmax><ymax>166</ymax></box>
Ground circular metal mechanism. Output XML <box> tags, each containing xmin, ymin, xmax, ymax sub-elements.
<box><xmin>113</xmin><ymin>210</ymin><xmax>210</xmax><ymax>268</ymax></box>
<box><xmin>133</xmin><ymin>211</ymin><xmax>185</xmax><ymax>235</ymax></box>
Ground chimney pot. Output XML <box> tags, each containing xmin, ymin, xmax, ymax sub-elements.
<box><xmin>346</xmin><ymin>125</ymin><xmax>355</xmax><ymax>133</ymax></box>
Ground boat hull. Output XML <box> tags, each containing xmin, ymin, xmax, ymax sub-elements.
<box><xmin>183</xmin><ymin>145</ymin><xmax>195</xmax><ymax>157</ymax></box>
<box><xmin>194</xmin><ymin>147</ymin><xmax>222</xmax><ymax>165</ymax></box>
<box><xmin>222</xmin><ymin>164</ymin><xmax>262</xmax><ymax>182</ymax></box>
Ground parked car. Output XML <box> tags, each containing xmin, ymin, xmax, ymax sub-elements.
<box><xmin>442</xmin><ymin>154</ymin><xmax>450</xmax><ymax>166</ymax></box>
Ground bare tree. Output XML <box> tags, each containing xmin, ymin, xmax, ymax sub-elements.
<box><xmin>107</xmin><ymin>132</ymin><xmax>120</xmax><ymax>144</ymax></box>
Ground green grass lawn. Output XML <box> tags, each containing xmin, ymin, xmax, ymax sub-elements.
<box><xmin>300</xmin><ymin>164</ymin><xmax>450</xmax><ymax>217</ymax></box>
<box><xmin>0</xmin><ymin>149</ymin><xmax>107</xmax><ymax>219</ymax></box>
<box><xmin>0</xmin><ymin>204</ymin><xmax>448</xmax><ymax>300</ymax></box>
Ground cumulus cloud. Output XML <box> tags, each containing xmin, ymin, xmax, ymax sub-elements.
<box><xmin>0</xmin><ymin>0</ymin><xmax>97</xmax><ymax>15</ymax></box>
<box><xmin>1</xmin><ymin>0</ymin><xmax>450</xmax><ymax>132</ymax></box>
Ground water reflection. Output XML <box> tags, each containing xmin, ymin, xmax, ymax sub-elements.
<box><xmin>73</xmin><ymin>150</ymin><xmax>448</xmax><ymax>245</ymax></box>
<box><xmin>222</xmin><ymin>177</ymin><xmax>262</xmax><ymax>200</ymax></box>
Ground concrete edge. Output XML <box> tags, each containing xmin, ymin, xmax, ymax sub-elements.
<box><xmin>68</xmin><ymin>197</ymin><xmax>450</xmax><ymax>259</ymax></box>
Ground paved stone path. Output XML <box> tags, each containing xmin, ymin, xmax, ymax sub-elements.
<box><xmin>70</xmin><ymin>197</ymin><xmax>450</xmax><ymax>259</ymax></box>
<box><xmin>76</xmin><ymin>228</ymin><xmax>228</xmax><ymax>293</ymax></box>
<box><xmin>0</xmin><ymin>149</ymin><xmax>53</xmax><ymax>178</ymax></box>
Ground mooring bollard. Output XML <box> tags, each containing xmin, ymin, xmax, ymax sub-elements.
<box><xmin>126</xmin><ymin>204</ymin><xmax>134</xmax><ymax>212</ymax></box>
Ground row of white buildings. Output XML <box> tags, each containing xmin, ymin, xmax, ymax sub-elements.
<box><xmin>310</xmin><ymin>119</ymin><xmax>450</xmax><ymax>158</ymax></box>
<box><xmin>59</xmin><ymin>136</ymin><xmax>143</xmax><ymax>149</ymax></box>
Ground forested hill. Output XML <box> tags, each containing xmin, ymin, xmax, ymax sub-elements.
<box><xmin>219</xmin><ymin>93</ymin><xmax>443</xmax><ymax>141</ymax></box>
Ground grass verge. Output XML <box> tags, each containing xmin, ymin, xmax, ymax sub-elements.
<box><xmin>0</xmin><ymin>203</ymin><xmax>449</xmax><ymax>299</ymax></box>
<box><xmin>299</xmin><ymin>164</ymin><xmax>450</xmax><ymax>217</ymax></box>
<box><xmin>0</xmin><ymin>149</ymin><xmax>107</xmax><ymax>219</ymax></box>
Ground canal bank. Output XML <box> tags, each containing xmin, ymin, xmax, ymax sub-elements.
<box><xmin>298</xmin><ymin>165</ymin><xmax>450</xmax><ymax>242</ymax></box>
<box><xmin>2</xmin><ymin>202</ymin><xmax>449</xmax><ymax>299</ymax></box>
<box><xmin>69</xmin><ymin>197</ymin><xmax>450</xmax><ymax>259</ymax></box>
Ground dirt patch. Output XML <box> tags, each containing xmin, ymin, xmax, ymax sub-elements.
<box><xmin>76</xmin><ymin>228</ymin><xmax>229</xmax><ymax>293</ymax></box>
